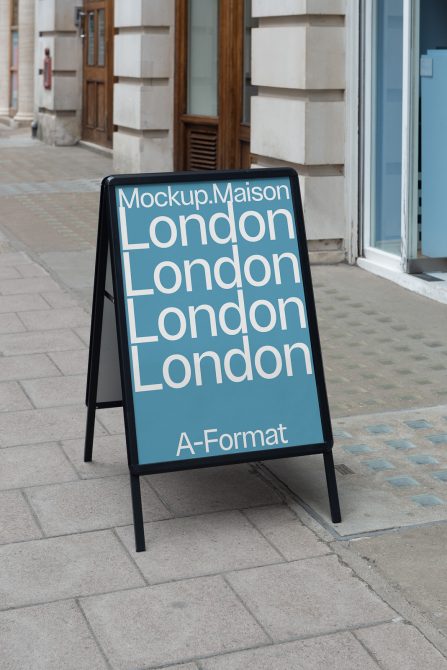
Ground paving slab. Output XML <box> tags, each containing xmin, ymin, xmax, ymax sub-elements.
<box><xmin>26</xmin><ymin>475</ymin><xmax>172</xmax><ymax>535</ymax></box>
<box><xmin>265</xmin><ymin>454</ymin><xmax>415</xmax><ymax>536</ymax></box>
<box><xmin>226</xmin><ymin>555</ymin><xmax>393</xmax><ymax>641</ymax></box>
<box><xmin>0</xmin><ymin>141</ymin><xmax>110</xmax><ymax>181</ymax></box>
<box><xmin>21</xmin><ymin>374</ymin><xmax>86</xmax><ymax>407</ymax></box>
<box><xmin>0</xmin><ymin>293</ymin><xmax>50</xmax><ymax>313</ymax></box>
<box><xmin>0</xmin><ymin>311</ymin><xmax>25</xmax><ymax>333</ymax></box>
<box><xmin>0</xmin><ymin>352</ymin><xmax>61</xmax><ymax>381</ymax></box>
<box><xmin>0</xmin><ymin>489</ymin><xmax>42</xmax><ymax>544</ymax></box>
<box><xmin>117</xmin><ymin>510</ymin><xmax>282</xmax><ymax>583</ymax></box>
<box><xmin>0</xmin><ymin>251</ymin><xmax>32</xmax><ymax>265</ymax></box>
<box><xmin>0</xmin><ymin>600</ymin><xmax>108</xmax><ymax>670</ymax></box>
<box><xmin>349</xmin><ymin>525</ymin><xmax>447</xmax><ymax>635</ymax></box>
<box><xmin>61</xmin><ymin>434</ymin><xmax>128</xmax><ymax>478</ymax></box>
<box><xmin>40</xmin><ymin>249</ymin><xmax>96</xmax><ymax>293</ymax></box>
<box><xmin>0</xmin><ymin>276</ymin><xmax>60</xmax><ymax>294</ymax></box>
<box><xmin>0</xmin><ymin>328</ymin><xmax>84</xmax><ymax>356</ymax></box>
<box><xmin>0</xmin><ymin>443</ymin><xmax>77</xmax><ymax>489</ymax></box>
<box><xmin>96</xmin><ymin>406</ymin><xmax>125</xmax><ymax>434</ymax></box>
<box><xmin>0</xmin><ymin>530</ymin><xmax>144</xmax><ymax>609</ymax></box>
<box><xmin>355</xmin><ymin>622</ymin><xmax>447</xmax><ymax>670</ymax></box>
<box><xmin>18</xmin><ymin>306</ymin><xmax>90</xmax><ymax>331</ymax></box>
<box><xmin>17</xmin><ymin>262</ymin><xmax>49</xmax><ymax>277</ymax></box>
<box><xmin>265</xmin><ymin>405</ymin><xmax>447</xmax><ymax>536</ymax></box>
<box><xmin>48</xmin><ymin>348</ymin><xmax>88</xmax><ymax>375</ymax></box>
<box><xmin>0</xmin><ymin>265</ymin><xmax>20</xmax><ymax>278</ymax></box>
<box><xmin>147</xmin><ymin>464</ymin><xmax>281</xmax><ymax>516</ymax></box>
<box><xmin>0</xmin><ymin>193</ymin><xmax>99</xmax><ymax>253</ymax></box>
<box><xmin>41</xmin><ymin>290</ymin><xmax>80</xmax><ymax>308</ymax></box>
<box><xmin>0</xmin><ymin>405</ymin><xmax>104</xmax><ymax>447</ymax></box>
<box><xmin>80</xmin><ymin>576</ymin><xmax>269</xmax><ymax>669</ymax></box>
<box><xmin>75</xmin><ymin>325</ymin><xmax>92</xmax><ymax>345</ymax></box>
<box><xmin>0</xmin><ymin>380</ymin><xmax>32</xmax><ymax>411</ymax></box>
<box><xmin>243</xmin><ymin>505</ymin><xmax>330</xmax><ymax>560</ymax></box>
<box><xmin>200</xmin><ymin>632</ymin><xmax>380</xmax><ymax>669</ymax></box>
<box><xmin>311</xmin><ymin>265</ymin><xmax>447</xmax><ymax>417</ymax></box>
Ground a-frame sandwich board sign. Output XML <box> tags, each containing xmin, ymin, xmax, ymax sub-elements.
<box><xmin>85</xmin><ymin>168</ymin><xmax>341</xmax><ymax>552</ymax></box>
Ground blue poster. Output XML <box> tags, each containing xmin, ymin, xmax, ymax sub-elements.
<box><xmin>114</xmin><ymin>176</ymin><xmax>324</xmax><ymax>465</ymax></box>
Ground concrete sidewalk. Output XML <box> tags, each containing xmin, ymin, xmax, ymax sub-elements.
<box><xmin>0</xmin><ymin>126</ymin><xmax>447</xmax><ymax>669</ymax></box>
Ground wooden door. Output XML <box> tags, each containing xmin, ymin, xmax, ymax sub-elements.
<box><xmin>175</xmin><ymin>0</ymin><xmax>254</xmax><ymax>171</ymax></box>
<box><xmin>82</xmin><ymin>0</ymin><xmax>114</xmax><ymax>147</ymax></box>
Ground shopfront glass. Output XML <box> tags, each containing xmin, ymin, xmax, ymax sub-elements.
<box><xmin>416</xmin><ymin>0</ymin><xmax>447</xmax><ymax>266</ymax></box>
<box><xmin>366</xmin><ymin>0</ymin><xmax>447</xmax><ymax>272</ymax></box>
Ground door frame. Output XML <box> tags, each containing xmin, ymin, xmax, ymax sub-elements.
<box><xmin>405</xmin><ymin>0</ymin><xmax>447</xmax><ymax>272</ymax></box>
<box><xmin>402</xmin><ymin>0</ymin><xmax>420</xmax><ymax>271</ymax></box>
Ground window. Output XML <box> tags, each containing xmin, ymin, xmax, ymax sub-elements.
<box><xmin>9</xmin><ymin>0</ymin><xmax>19</xmax><ymax>112</ymax></box>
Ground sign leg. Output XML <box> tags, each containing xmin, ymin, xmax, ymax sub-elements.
<box><xmin>130</xmin><ymin>474</ymin><xmax>146</xmax><ymax>552</ymax></box>
<box><xmin>323</xmin><ymin>451</ymin><xmax>341</xmax><ymax>523</ymax></box>
<box><xmin>84</xmin><ymin>188</ymin><xmax>108</xmax><ymax>463</ymax></box>
<box><xmin>84</xmin><ymin>404</ymin><xmax>96</xmax><ymax>462</ymax></box>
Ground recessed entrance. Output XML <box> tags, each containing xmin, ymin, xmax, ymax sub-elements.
<box><xmin>363</xmin><ymin>0</ymin><xmax>447</xmax><ymax>278</ymax></box>
<box><xmin>174</xmin><ymin>0</ymin><xmax>256</xmax><ymax>171</ymax></box>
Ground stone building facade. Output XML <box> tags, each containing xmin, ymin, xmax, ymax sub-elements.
<box><xmin>1</xmin><ymin>0</ymin><xmax>446</xmax><ymax>294</ymax></box>
<box><xmin>112</xmin><ymin>0</ymin><xmax>351</xmax><ymax>264</ymax></box>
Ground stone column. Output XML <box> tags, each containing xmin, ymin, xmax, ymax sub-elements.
<box><xmin>0</xmin><ymin>0</ymin><xmax>11</xmax><ymax>116</ymax></box>
<box><xmin>36</xmin><ymin>0</ymin><xmax>83</xmax><ymax>145</ymax></box>
<box><xmin>14</xmin><ymin>0</ymin><xmax>35</xmax><ymax>123</ymax></box>
<box><xmin>113</xmin><ymin>0</ymin><xmax>175</xmax><ymax>172</ymax></box>
<box><xmin>251</xmin><ymin>0</ymin><xmax>347</xmax><ymax>263</ymax></box>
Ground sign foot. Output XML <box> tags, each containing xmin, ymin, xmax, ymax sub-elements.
<box><xmin>130</xmin><ymin>474</ymin><xmax>146</xmax><ymax>552</ymax></box>
<box><xmin>323</xmin><ymin>451</ymin><xmax>342</xmax><ymax>524</ymax></box>
<box><xmin>84</xmin><ymin>403</ymin><xmax>96</xmax><ymax>462</ymax></box>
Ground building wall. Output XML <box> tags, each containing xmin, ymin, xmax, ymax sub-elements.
<box><xmin>35</xmin><ymin>0</ymin><xmax>82</xmax><ymax>145</ymax></box>
<box><xmin>112</xmin><ymin>0</ymin><xmax>352</xmax><ymax>260</ymax></box>
<box><xmin>6</xmin><ymin>0</ymin><xmax>354</xmax><ymax>260</ymax></box>
<box><xmin>113</xmin><ymin>0</ymin><xmax>176</xmax><ymax>173</ymax></box>
<box><xmin>250</xmin><ymin>0</ymin><xmax>347</xmax><ymax>262</ymax></box>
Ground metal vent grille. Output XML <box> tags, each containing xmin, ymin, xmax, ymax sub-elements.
<box><xmin>335</xmin><ymin>464</ymin><xmax>355</xmax><ymax>475</ymax></box>
<box><xmin>186</xmin><ymin>126</ymin><xmax>218</xmax><ymax>171</ymax></box>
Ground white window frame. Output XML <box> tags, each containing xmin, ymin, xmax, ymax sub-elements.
<box><xmin>405</xmin><ymin>0</ymin><xmax>420</xmax><ymax>265</ymax></box>
<box><xmin>362</xmin><ymin>0</ymin><xmax>419</xmax><ymax>273</ymax></box>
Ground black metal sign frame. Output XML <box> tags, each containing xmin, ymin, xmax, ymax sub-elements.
<box><xmin>85</xmin><ymin>168</ymin><xmax>341</xmax><ymax>551</ymax></box>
